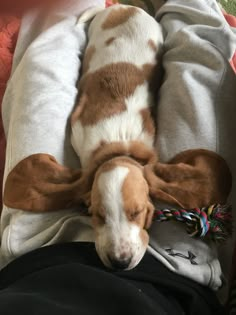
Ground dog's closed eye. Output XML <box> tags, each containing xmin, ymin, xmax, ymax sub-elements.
<box><xmin>93</xmin><ymin>213</ymin><xmax>106</xmax><ymax>225</ymax></box>
<box><xmin>129</xmin><ymin>209</ymin><xmax>144</xmax><ymax>221</ymax></box>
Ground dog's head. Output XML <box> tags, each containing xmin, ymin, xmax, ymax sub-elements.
<box><xmin>3</xmin><ymin>148</ymin><xmax>232</xmax><ymax>271</ymax></box>
<box><xmin>89</xmin><ymin>157</ymin><xmax>154</xmax><ymax>270</ymax></box>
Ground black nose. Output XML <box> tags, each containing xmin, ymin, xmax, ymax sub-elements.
<box><xmin>108</xmin><ymin>256</ymin><xmax>132</xmax><ymax>270</ymax></box>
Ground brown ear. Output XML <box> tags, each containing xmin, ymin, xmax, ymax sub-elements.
<box><xmin>144</xmin><ymin>201</ymin><xmax>155</xmax><ymax>230</ymax></box>
<box><xmin>144</xmin><ymin>164</ymin><xmax>185</xmax><ymax>208</ymax></box>
<box><xmin>144</xmin><ymin>149</ymin><xmax>232</xmax><ymax>209</ymax></box>
<box><xmin>3</xmin><ymin>154</ymin><xmax>88</xmax><ymax>212</ymax></box>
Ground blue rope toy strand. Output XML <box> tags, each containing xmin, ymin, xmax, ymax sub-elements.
<box><xmin>153</xmin><ymin>204</ymin><xmax>233</xmax><ymax>242</ymax></box>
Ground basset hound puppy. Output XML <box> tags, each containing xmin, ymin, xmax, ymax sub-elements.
<box><xmin>3</xmin><ymin>5</ymin><xmax>232</xmax><ymax>270</ymax></box>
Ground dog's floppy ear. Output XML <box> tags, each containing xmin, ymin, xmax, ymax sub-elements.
<box><xmin>144</xmin><ymin>201</ymin><xmax>155</xmax><ymax>230</ymax></box>
<box><xmin>144</xmin><ymin>163</ymin><xmax>186</xmax><ymax>208</ymax></box>
<box><xmin>144</xmin><ymin>149</ymin><xmax>232</xmax><ymax>209</ymax></box>
<box><xmin>3</xmin><ymin>154</ymin><xmax>91</xmax><ymax>212</ymax></box>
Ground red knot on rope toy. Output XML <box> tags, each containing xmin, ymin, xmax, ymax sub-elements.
<box><xmin>152</xmin><ymin>204</ymin><xmax>232</xmax><ymax>242</ymax></box>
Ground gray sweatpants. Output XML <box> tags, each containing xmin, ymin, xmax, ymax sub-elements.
<box><xmin>1</xmin><ymin>0</ymin><xmax>235</xmax><ymax>302</ymax></box>
<box><xmin>151</xmin><ymin>0</ymin><xmax>236</xmax><ymax>300</ymax></box>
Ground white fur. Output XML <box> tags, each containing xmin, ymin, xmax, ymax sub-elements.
<box><xmin>87</xmin><ymin>5</ymin><xmax>163</xmax><ymax>74</ymax></box>
<box><xmin>95</xmin><ymin>166</ymin><xmax>146</xmax><ymax>269</ymax></box>
<box><xmin>71</xmin><ymin>83</ymin><xmax>154</xmax><ymax>167</ymax></box>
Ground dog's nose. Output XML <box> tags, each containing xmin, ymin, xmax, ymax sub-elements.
<box><xmin>108</xmin><ymin>256</ymin><xmax>132</xmax><ymax>270</ymax></box>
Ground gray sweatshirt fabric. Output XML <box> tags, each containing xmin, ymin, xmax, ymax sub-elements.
<box><xmin>151</xmin><ymin>0</ymin><xmax>236</xmax><ymax>300</ymax></box>
<box><xmin>0</xmin><ymin>0</ymin><xmax>235</xmax><ymax>302</ymax></box>
<box><xmin>1</xmin><ymin>0</ymin><xmax>105</xmax><ymax>268</ymax></box>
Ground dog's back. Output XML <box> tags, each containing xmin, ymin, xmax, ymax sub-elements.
<box><xmin>85</xmin><ymin>5</ymin><xmax>163</xmax><ymax>74</ymax></box>
<box><xmin>71</xmin><ymin>5</ymin><xmax>163</xmax><ymax>167</ymax></box>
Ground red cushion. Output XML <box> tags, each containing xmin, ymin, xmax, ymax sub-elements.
<box><xmin>0</xmin><ymin>17</ymin><xmax>20</xmax><ymax>211</ymax></box>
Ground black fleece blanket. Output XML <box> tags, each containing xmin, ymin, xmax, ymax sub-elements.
<box><xmin>0</xmin><ymin>242</ymin><xmax>224</xmax><ymax>315</ymax></box>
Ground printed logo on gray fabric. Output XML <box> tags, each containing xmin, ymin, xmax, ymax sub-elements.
<box><xmin>165</xmin><ymin>249</ymin><xmax>198</xmax><ymax>265</ymax></box>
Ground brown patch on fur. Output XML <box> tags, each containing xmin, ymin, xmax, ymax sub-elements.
<box><xmin>142</xmin><ymin>63</ymin><xmax>156</xmax><ymax>79</ymax></box>
<box><xmin>102</xmin><ymin>6</ymin><xmax>139</xmax><ymax>29</ymax></box>
<box><xmin>148</xmin><ymin>39</ymin><xmax>157</xmax><ymax>53</ymax></box>
<box><xmin>82</xmin><ymin>45</ymin><xmax>96</xmax><ymax>74</ymax></box>
<box><xmin>144</xmin><ymin>149</ymin><xmax>232</xmax><ymax>209</ymax></box>
<box><xmin>105</xmin><ymin>37</ymin><xmax>116</xmax><ymax>46</ymax></box>
<box><xmin>72</xmin><ymin>62</ymin><xmax>157</xmax><ymax>126</ymax></box>
<box><xmin>140</xmin><ymin>108</ymin><xmax>155</xmax><ymax>135</ymax></box>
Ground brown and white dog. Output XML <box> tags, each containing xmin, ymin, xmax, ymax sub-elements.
<box><xmin>71</xmin><ymin>4</ymin><xmax>163</xmax><ymax>270</ymax></box>
<box><xmin>3</xmin><ymin>5</ymin><xmax>232</xmax><ymax>271</ymax></box>
<box><xmin>69</xmin><ymin>5</ymin><xmax>231</xmax><ymax>270</ymax></box>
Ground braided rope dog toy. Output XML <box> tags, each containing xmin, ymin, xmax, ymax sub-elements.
<box><xmin>153</xmin><ymin>204</ymin><xmax>232</xmax><ymax>242</ymax></box>
<box><xmin>79</xmin><ymin>204</ymin><xmax>232</xmax><ymax>242</ymax></box>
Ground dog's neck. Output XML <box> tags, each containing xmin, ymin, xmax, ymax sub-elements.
<box><xmin>78</xmin><ymin>141</ymin><xmax>157</xmax><ymax>193</ymax></box>
<box><xmin>88</xmin><ymin>141</ymin><xmax>156</xmax><ymax>171</ymax></box>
